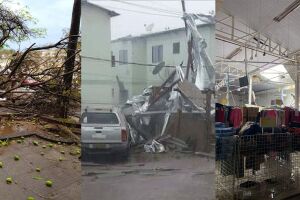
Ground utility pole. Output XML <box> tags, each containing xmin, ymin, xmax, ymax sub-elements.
<box><xmin>60</xmin><ymin>0</ymin><xmax>81</xmax><ymax>118</ymax></box>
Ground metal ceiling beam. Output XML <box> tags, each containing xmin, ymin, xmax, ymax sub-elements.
<box><xmin>216</xmin><ymin>12</ymin><xmax>298</xmax><ymax>61</ymax></box>
<box><xmin>216</xmin><ymin>34</ymin><xmax>296</xmax><ymax>62</ymax></box>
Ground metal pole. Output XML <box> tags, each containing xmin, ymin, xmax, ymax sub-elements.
<box><xmin>181</xmin><ymin>0</ymin><xmax>193</xmax><ymax>80</ymax></box>
<box><xmin>226</xmin><ymin>72</ymin><xmax>230</xmax><ymax>105</ymax></box>
<box><xmin>248</xmin><ymin>75</ymin><xmax>252</xmax><ymax>105</ymax></box>
<box><xmin>296</xmin><ymin>57</ymin><xmax>300</xmax><ymax>114</ymax></box>
<box><xmin>244</xmin><ymin>46</ymin><xmax>252</xmax><ymax>105</ymax></box>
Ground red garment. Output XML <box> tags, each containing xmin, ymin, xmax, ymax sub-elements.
<box><xmin>285</xmin><ymin>107</ymin><xmax>293</xmax><ymax>126</ymax></box>
<box><xmin>291</xmin><ymin>110</ymin><xmax>300</xmax><ymax>123</ymax></box>
<box><xmin>288</xmin><ymin>127</ymin><xmax>300</xmax><ymax>135</ymax></box>
<box><xmin>267</xmin><ymin>110</ymin><xmax>276</xmax><ymax>118</ymax></box>
<box><xmin>229</xmin><ymin>108</ymin><xmax>242</xmax><ymax>128</ymax></box>
<box><xmin>216</xmin><ymin>108</ymin><xmax>225</xmax><ymax>123</ymax></box>
<box><xmin>261</xmin><ymin>110</ymin><xmax>277</xmax><ymax>118</ymax></box>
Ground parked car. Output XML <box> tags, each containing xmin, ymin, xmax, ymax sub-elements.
<box><xmin>81</xmin><ymin>107</ymin><xmax>130</xmax><ymax>159</ymax></box>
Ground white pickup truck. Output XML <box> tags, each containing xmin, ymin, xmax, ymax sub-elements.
<box><xmin>81</xmin><ymin>107</ymin><xmax>130</xmax><ymax>159</ymax></box>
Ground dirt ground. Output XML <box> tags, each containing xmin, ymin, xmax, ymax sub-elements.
<box><xmin>0</xmin><ymin>136</ymin><xmax>81</xmax><ymax>200</ymax></box>
<box><xmin>82</xmin><ymin>150</ymin><xmax>215</xmax><ymax>200</ymax></box>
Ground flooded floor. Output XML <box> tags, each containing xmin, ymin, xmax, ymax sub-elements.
<box><xmin>0</xmin><ymin>136</ymin><xmax>81</xmax><ymax>200</ymax></box>
<box><xmin>0</xmin><ymin>125</ymin><xmax>26</xmax><ymax>135</ymax></box>
<box><xmin>82</xmin><ymin>151</ymin><xmax>215</xmax><ymax>200</ymax></box>
<box><xmin>0</xmin><ymin>118</ymin><xmax>39</xmax><ymax>136</ymax></box>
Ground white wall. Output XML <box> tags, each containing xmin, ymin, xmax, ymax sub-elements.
<box><xmin>131</xmin><ymin>39</ymin><xmax>147</xmax><ymax>95</ymax></box>
<box><xmin>111</xmin><ymin>39</ymin><xmax>133</xmax><ymax>99</ymax></box>
<box><xmin>111</xmin><ymin>24</ymin><xmax>215</xmax><ymax>99</ymax></box>
<box><xmin>81</xmin><ymin>4</ymin><xmax>118</xmax><ymax>109</ymax></box>
<box><xmin>145</xmin><ymin>25</ymin><xmax>215</xmax><ymax>86</ymax></box>
<box><xmin>216</xmin><ymin>92</ymin><xmax>245</xmax><ymax>106</ymax></box>
<box><xmin>255</xmin><ymin>87</ymin><xmax>295</xmax><ymax>107</ymax></box>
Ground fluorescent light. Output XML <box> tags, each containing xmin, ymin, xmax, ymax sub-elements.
<box><xmin>260</xmin><ymin>64</ymin><xmax>288</xmax><ymax>81</ymax></box>
<box><xmin>225</xmin><ymin>47</ymin><xmax>242</xmax><ymax>59</ymax></box>
<box><xmin>273</xmin><ymin>0</ymin><xmax>300</xmax><ymax>22</ymax></box>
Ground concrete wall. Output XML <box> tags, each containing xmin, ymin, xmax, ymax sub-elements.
<box><xmin>216</xmin><ymin>92</ymin><xmax>245</xmax><ymax>106</ymax></box>
<box><xmin>81</xmin><ymin>4</ymin><xmax>117</xmax><ymax>109</ymax></box>
<box><xmin>131</xmin><ymin>39</ymin><xmax>148</xmax><ymax>95</ymax></box>
<box><xmin>111</xmin><ymin>24</ymin><xmax>215</xmax><ymax>101</ymax></box>
<box><xmin>255</xmin><ymin>87</ymin><xmax>295</xmax><ymax>107</ymax></box>
<box><xmin>215</xmin><ymin>87</ymin><xmax>295</xmax><ymax>108</ymax></box>
<box><xmin>145</xmin><ymin>30</ymin><xmax>188</xmax><ymax>86</ymax></box>
<box><xmin>111</xmin><ymin>40</ymin><xmax>133</xmax><ymax>99</ymax></box>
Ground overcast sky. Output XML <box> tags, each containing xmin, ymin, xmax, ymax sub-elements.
<box><xmin>5</xmin><ymin>0</ymin><xmax>214</xmax><ymax>49</ymax></box>
<box><xmin>6</xmin><ymin>0</ymin><xmax>73</xmax><ymax>50</ymax></box>
<box><xmin>89</xmin><ymin>0</ymin><xmax>215</xmax><ymax>40</ymax></box>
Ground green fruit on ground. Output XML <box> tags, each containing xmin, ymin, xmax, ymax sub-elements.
<box><xmin>45</xmin><ymin>180</ymin><xmax>53</xmax><ymax>187</ymax></box>
<box><xmin>6</xmin><ymin>177</ymin><xmax>12</xmax><ymax>184</ymax></box>
<box><xmin>27</xmin><ymin>197</ymin><xmax>35</xmax><ymax>200</ymax></box>
<box><xmin>0</xmin><ymin>161</ymin><xmax>3</xmax><ymax>168</ymax></box>
<box><xmin>14</xmin><ymin>155</ymin><xmax>20</xmax><ymax>161</ymax></box>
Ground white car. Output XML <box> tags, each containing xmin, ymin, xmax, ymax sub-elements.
<box><xmin>81</xmin><ymin>107</ymin><xmax>130</xmax><ymax>159</ymax></box>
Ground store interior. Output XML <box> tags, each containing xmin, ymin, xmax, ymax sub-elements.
<box><xmin>215</xmin><ymin>0</ymin><xmax>300</xmax><ymax>199</ymax></box>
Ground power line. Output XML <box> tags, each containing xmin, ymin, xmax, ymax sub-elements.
<box><xmin>81</xmin><ymin>55</ymin><xmax>186</xmax><ymax>68</ymax></box>
<box><xmin>112</xmin><ymin>0</ymin><xmax>183</xmax><ymax>16</ymax></box>
<box><xmin>98</xmin><ymin>5</ymin><xmax>181</xmax><ymax>18</ymax></box>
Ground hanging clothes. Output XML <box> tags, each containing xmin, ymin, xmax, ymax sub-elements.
<box><xmin>229</xmin><ymin>108</ymin><xmax>243</xmax><ymax>128</ymax></box>
<box><xmin>216</xmin><ymin>103</ymin><xmax>225</xmax><ymax>123</ymax></box>
<box><xmin>291</xmin><ymin>110</ymin><xmax>300</xmax><ymax>124</ymax></box>
<box><xmin>284</xmin><ymin>107</ymin><xmax>293</xmax><ymax>126</ymax></box>
<box><xmin>260</xmin><ymin>109</ymin><xmax>284</xmax><ymax>128</ymax></box>
<box><xmin>216</xmin><ymin>108</ymin><xmax>225</xmax><ymax>123</ymax></box>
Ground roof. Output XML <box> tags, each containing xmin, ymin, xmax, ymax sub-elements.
<box><xmin>223</xmin><ymin>0</ymin><xmax>300</xmax><ymax>53</ymax></box>
<box><xmin>82</xmin><ymin>1</ymin><xmax>119</xmax><ymax>17</ymax></box>
<box><xmin>112</xmin><ymin>23</ymin><xmax>213</xmax><ymax>42</ymax></box>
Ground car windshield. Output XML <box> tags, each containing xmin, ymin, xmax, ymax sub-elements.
<box><xmin>81</xmin><ymin>112</ymin><xmax>119</xmax><ymax>124</ymax></box>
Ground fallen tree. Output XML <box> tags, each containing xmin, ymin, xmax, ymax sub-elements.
<box><xmin>0</xmin><ymin>1</ymin><xmax>81</xmax><ymax>117</ymax></box>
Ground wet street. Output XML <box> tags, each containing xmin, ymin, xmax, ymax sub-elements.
<box><xmin>82</xmin><ymin>150</ymin><xmax>215</xmax><ymax>200</ymax></box>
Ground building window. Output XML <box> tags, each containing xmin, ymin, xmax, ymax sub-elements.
<box><xmin>111</xmin><ymin>51</ymin><xmax>115</xmax><ymax>67</ymax></box>
<box><xmin>119</xmin><ymin>50</ymin><xmax>128</xmax><ymax>65</ymax></box>
<box><xmin>173</xmin><ymin>42</ymin><xmax>180</xmax><ymax>54</ymax></box>
<box><xmin>152</xmin><ymin>45</ymin><xmax>163</xmax><ymax>63</ymax></box>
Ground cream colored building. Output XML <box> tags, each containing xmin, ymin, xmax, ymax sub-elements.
<box><xmin>81</xmin><ymin>1</ymin><xmax>119</xmax><ymax>109</ymax></box>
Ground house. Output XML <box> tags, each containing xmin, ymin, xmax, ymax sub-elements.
<box><xmin>111</xmin><ymin>24</ymin><xmax>215</xmax><ymax>104</ymax></box>
<box><xmin>81</xmin><ymin>1</ymin><xmax>214</xmax><ymax>107</ymax></box>
<box><xmin>81</xmin><ymin>1</ymin><xmax>119</xmax><ymax>109</ymax></box>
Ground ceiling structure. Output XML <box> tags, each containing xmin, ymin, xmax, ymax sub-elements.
<box><xmin>216</xmin><ymin>0</ymin><xmax>300</xmax><ymax>94</ymax></box>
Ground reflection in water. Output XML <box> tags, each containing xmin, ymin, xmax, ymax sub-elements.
<box><xmin>0</xmin><ymin>125</ymin><xmax>26</xmax><ymax>135</ymax></box>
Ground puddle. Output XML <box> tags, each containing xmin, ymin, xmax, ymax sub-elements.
<box><xmin>0</xmin><ymin>125</ymin><xmax>26</xmax><ymax>135</ymax></box>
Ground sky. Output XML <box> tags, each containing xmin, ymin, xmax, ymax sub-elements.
<box><xmin>5</xmin><ymin>0</ymin><xmax>73</xmax><ymax>50</ymax></box>
<box><xmin>90</xmin><ymin>0</ymin><xmax>215</xmax><ymax>40</ymax></box>
<box><xmin>4</xmin><ymin>0</ymin><xmax>214</xmax><ymax>49</ymax></box>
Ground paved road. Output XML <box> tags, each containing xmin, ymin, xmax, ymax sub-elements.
<box><xmin>0</xmin><ymin>136</ymin><xmax>81</xmax><ymax>200</ymax></box>
<box><xmin>82</xmin><ymin>151</ymin><xmax>215</xmax><ymax>200</ymax></box>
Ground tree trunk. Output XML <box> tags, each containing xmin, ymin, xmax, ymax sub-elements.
<box><xmin>59</xmin><ymin>0</ymin><xmax>81</xmax><ymax>118</ymax></box>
